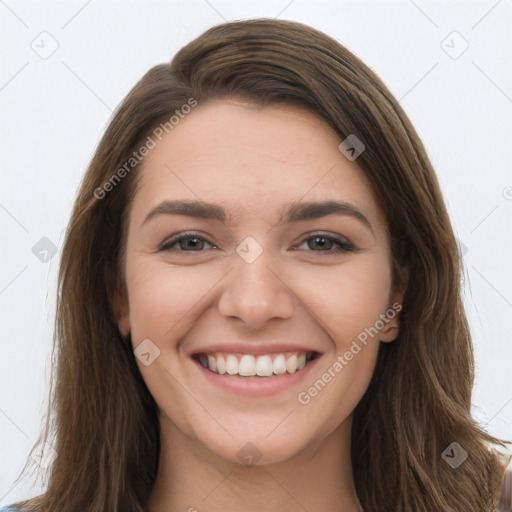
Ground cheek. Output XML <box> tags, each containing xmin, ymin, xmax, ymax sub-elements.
<box><xmin>125</xmin><ymin>250</ymin><xmax>393</xmax><ymax>350</ymax></box>
<box><xmin>125</xmin><ymin>259</ymin><xmax>214</xmax><ymax>342</ymax></box>
<box><xmin>296</xmin><ymin>258</ymin><xmax>391</xmax><ymax>409</ymax></box>
<box><xmin>300</xmin><ymin>256</ymin><xmax>392</xmax><ymax>345</ymax></box>
<box><xmin>125</xmin><ymin>261</ymin><xmax>217</xmax><ymax>436</ymax></box>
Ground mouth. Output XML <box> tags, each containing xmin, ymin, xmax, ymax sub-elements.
<box><xmin>192</xmin><ymin>351</ymin><xmax>319</xmax><ymax>378</ymax></box>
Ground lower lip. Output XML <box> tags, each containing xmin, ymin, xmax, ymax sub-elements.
<box><xmin>192</xmin><ymin>356</ymin><xmax>320</xmax><ymax>397</ymax></box>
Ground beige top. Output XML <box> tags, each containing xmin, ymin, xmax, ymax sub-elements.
<box><xmin>492</xmin><ymin>444</ymin><xmax>512</xmax><ymax>512</ymax></box>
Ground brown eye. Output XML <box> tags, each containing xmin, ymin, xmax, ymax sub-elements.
<box><xmin>296</xmin><ymin>233</ymin><xmax>356</xmax><ymax>253</ymax></box>
<box><xmin>159</xmin><ymin>232</ymin><xmax>217</xmax><ymax>252</ymax></box>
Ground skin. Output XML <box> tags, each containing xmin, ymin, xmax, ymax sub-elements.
<box><xmin>116</xmin><ymin>99</ymin><xmax>407</xmax><ymax>512</ymax></box>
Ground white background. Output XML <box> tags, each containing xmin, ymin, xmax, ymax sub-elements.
<box><xmin>1</xmin><ymin>0</ymin><xmax>511</xmax><ymax>505</ymax></box>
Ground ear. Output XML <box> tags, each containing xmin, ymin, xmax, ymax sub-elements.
<box><xmin>380</xmin><ymin>264</ymin><xmax>408</xmax><ymax>343</ymax></box>
<box><xmin>113</xmin><ymin>280</ymin><xmax>131</xmax><ymax>338</ymax></box>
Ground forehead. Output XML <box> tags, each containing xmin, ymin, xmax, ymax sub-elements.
<box><xmin>131</xmin><ymin>99</ymin><xmax>383</xmax><ymax>228</ymax></box>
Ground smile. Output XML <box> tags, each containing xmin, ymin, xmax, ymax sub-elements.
<box><xmin>194</xmin><ymin>351</ymin><xmax>317</xmax><ymax>377</ymax></box>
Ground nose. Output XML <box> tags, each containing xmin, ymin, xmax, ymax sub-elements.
<box><xmin>217</xmin><ymin>246</ymin><xmax>296</xmax><ymax>329</ymax></box>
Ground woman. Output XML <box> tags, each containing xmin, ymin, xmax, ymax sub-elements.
<box><xmin>2</xmin><ymin>18</ymin><xmax>510</xmax><ymax>512</ymax></box>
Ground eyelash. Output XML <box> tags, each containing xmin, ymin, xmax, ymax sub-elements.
<box><xmin>158</xmin><ymin>231</ymin><xmax>357</xmax><ymax>254</ymax></box>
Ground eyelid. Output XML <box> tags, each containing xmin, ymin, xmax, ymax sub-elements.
<box><xmin>158</xmin><ymin>231</ymin><xmax>217</xmax><ymax>252</ymax></box>
<box><xmin>292</xmin><ymin>231</ymin><xmax>357</xmax><ymax>253</ymax></box>
<box><xmin>158</xmin><ymin>230</ymin><xmax>358</xmax><ymax>254</ymax></box>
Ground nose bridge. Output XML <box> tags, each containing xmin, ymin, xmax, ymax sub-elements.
<box><xmin>217</xmin><ymin>235</ymin><xmax>295</xmax><ymax>327</ymax></box>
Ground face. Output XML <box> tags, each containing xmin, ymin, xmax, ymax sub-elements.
<box><xmin>116</xmin><ymin>99</ymin><xmax>405</xmax><ymax>466</ymax></box>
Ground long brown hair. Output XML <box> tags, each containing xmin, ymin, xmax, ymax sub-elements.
<box><xmin>10</xmin><ymin>18</ymin><xmax>510</xmax><ymax>512</ymax></box>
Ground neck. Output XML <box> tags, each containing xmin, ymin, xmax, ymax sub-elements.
<box><xmin>147</xmin><ymin>414</ymin><xmax>363</xmax><ymax>512</ymax></box>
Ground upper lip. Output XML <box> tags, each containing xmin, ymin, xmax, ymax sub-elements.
<box><xmin>190</xmin><ymin>343</ymin><xmax>322</xmax><ymax>356</ymax></box>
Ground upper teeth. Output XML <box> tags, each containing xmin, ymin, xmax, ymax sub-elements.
<box><xmin>197</xmin><ymin>352</ymin><xmax>312</xmax><ymax>377</ymax></box>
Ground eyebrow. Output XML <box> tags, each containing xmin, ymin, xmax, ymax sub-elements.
<box><xmin>140</xmin><ymin>199</ymin><xmax>374</xmax><ymax>234</ymax></box>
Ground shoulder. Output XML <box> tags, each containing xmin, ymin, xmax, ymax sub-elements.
<box><xmin>491</xmin><ymin>444</ymin><xmax>512</xmax><ymax>512</ymax></box>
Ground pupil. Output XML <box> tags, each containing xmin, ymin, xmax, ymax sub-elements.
<box><xmin>312</xmin><ymin>236</ymin><xmax>329</xmax><ymax>250</ymax></box>
<box><xmin>184</xmin><ymin>237</ymin><xmax>201</xmax><ymax>249</ymax></box>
